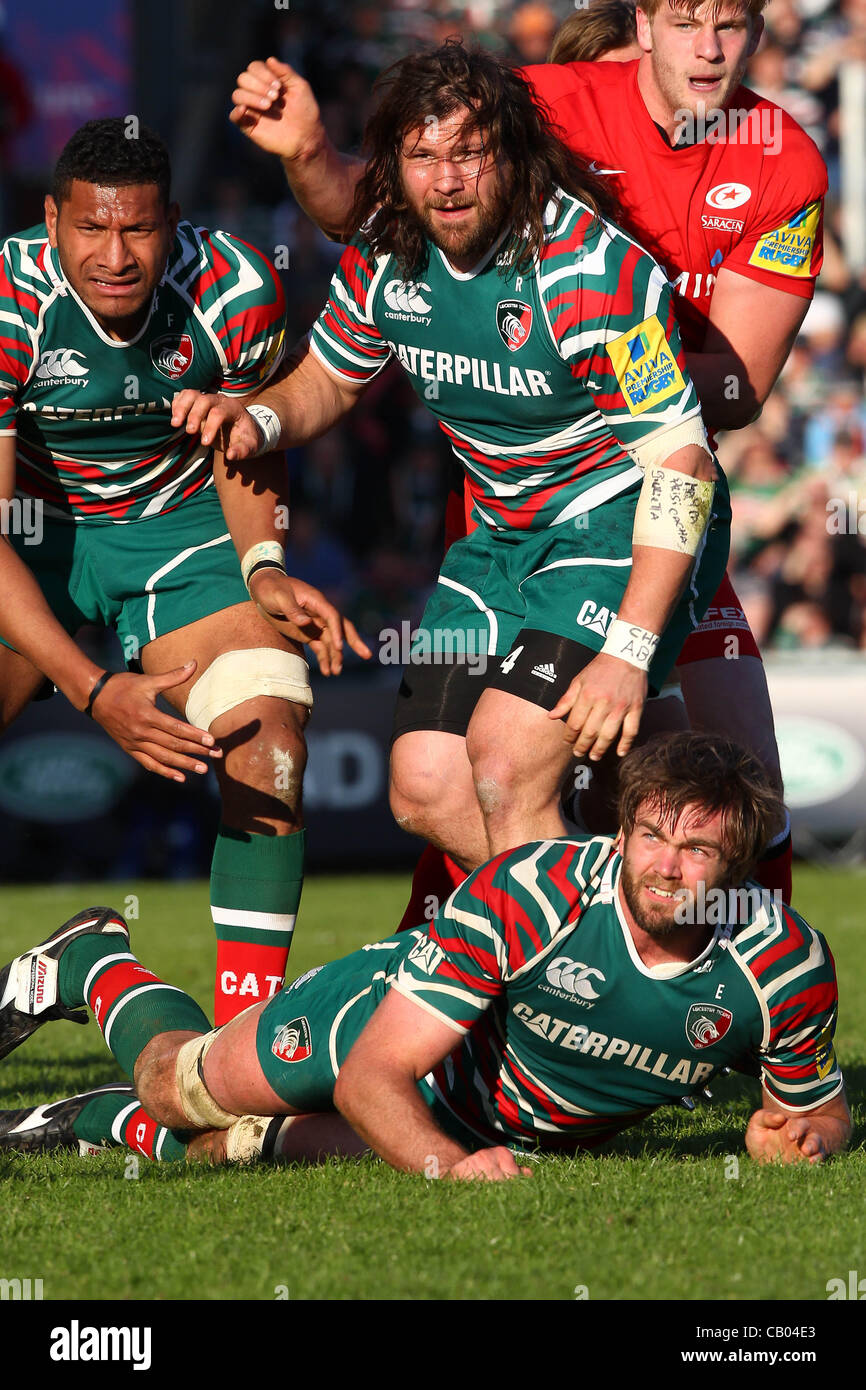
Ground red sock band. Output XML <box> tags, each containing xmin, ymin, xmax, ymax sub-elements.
<box><xmin>214</xmin><ymin>940</ymin><xmax>290</xmax><ymax>1025</ymax></box>
<box><xmin>87</xmin><ymin>960</ymin><xmax>163</xmax><ymax>1035</ymax></box>
<box><xmin>122</xmin><ymin>1106</ymin><xmax>161</xmax><ymax>1159</ymax></box>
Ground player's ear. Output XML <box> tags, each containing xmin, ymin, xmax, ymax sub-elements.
<box><xmin>166</xmin><ymin>200</ymin><xmax>181</xmax><ymax>239</ymax></box>
<box><xmin>635</xmin><ymin>6</ymin><xmax>653</xmax><ymax>53</ymax></box>
<box><xmin>44</xmin><ymin>195</ymin><xmax>59</xmax><ymax>246</ymax></box>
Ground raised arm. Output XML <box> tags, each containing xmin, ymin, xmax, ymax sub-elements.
<box><xmin>230</xmin><ymin>57</ymin><xmax>363</xmax><ymax>241</ymax></box>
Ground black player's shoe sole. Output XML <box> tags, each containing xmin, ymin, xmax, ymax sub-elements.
<box><xmin>0</xmin><ymin>1083</ymin><xmax>138</xmax><ymax>1154</ymax></box>
<box><xmin>0</xmin><ymin>906</ymin><xmax>129</xmax><ymax>1063</ymax></box>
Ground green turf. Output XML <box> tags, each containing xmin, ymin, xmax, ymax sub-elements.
<box><xmin>0</xmin><ymin>867</ymin><xmax>863</xmax><ymax>1301</ymax></box>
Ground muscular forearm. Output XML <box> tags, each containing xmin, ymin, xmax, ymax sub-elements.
<box><xmin>280</xmin><ymin>141</ymin><xmax>364</xmax><ymax>242</ymax></box>
<box><xmin>0</xmin><ymin>539</ymin><xmax>102</xmax><ymax>707</ymax></box>
<box><xmin>685</xmin><ymin>351</ymin><xmax>761</xmax><ymax>431</ymax></box>
<box><xmin>251</xmin><ymin>347</ymin><xmax>363</xmax><ymax>449</ymax></box>
<box><xmin>334</xmin><ymin>1064</ymin><xmax>469</xmax><ymax>1176</ymax></box>
<box><xmin>213</xmin><ymin>448</ymin><xmax>288</xmax><ymax>560</ymax></box>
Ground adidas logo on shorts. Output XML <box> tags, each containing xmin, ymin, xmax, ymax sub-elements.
<box><xmin>531</xmin><ymin>663</ymin><xmax>556</xmax><ymax>683</ymax></box>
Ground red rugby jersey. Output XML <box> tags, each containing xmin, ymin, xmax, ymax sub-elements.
<box><xmin>521</xmin><ymin>58</ymin><xmax>827</xmax><ymax>353</ymax></box>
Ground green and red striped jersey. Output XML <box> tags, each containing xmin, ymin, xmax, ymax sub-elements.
<box><xmin>309</xmin><ymin>191</ymin><xmax>707</xmax><ymax>534</ymax></box>
<box><xmin>388</xmin><ymin>836</ymin><xmax>842</xmax><ymax>1153</ymax></box>
<box><xmin>0</xmin><ymin>221</ymin><xmax>286</xmax><ymax>523</ymax></box>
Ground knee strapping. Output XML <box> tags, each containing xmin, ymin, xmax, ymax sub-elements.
<box><xmin>185</xmin><ymin>648</ymin><xmax>313</xmax><ymax>731</ymax></box>
<box><xmin>175</xmin><ymin>1030</ymin><xmax>242</xmax><ymax>1130</ymax></box>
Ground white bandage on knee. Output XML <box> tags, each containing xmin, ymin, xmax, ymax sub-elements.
<box><xmin>175</xmin><ymin>1030</ymin><xmax>242</xmax><ymax>1130</ymax></box>
<box><xmin>185</xmin><ymin>648</ymin><xmax>313</xmax><ymax>730</ymax></box>
<box><xmin>631</xmin><ymin>417</ymin><xmax>715</xmax><ymax>557</ymax></box>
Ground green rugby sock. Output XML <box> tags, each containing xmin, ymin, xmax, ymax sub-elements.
<box><xmin>58</xmin><ymin>934</ymin><xmax>210</xmax><ymax>1078</ymax></box>
<box><xmin>210</xmin><ymin>825</ymin><xmax>305</xmax><ymax>1024</ymax></box>
<box><xmin>73</xmin><ymin>1091</ymin><xmax>188</xmax><ymax>1162</ymax></box>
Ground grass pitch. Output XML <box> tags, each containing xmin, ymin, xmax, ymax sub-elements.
<box><xmin>0</xmin><ymin>868</ymin><xmax>863</xmax><ymax>1302</ymax></box>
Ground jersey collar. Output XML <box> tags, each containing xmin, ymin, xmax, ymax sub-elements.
<box><xmin>433</xmin><ymin>222</ymin><xmax>512</xmax><ymax>281</ymax></box>
<box><xmin>611</xmin><ymin>858</ymin><xmax>718</xmax><ymax>979</ymax></box>
<box><xmin>47</xmin><ymin>242</ymin><xmax>157</xmax><ymax>348</ymax></box>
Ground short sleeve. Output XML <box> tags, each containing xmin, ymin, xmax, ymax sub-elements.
<box><xmin>308</xmin><ymin>235</ymin><xmax>394</xmax><ymax>384</ymax></box>
<box><xmin>209</xmin><ymin>236</ymin><xmax>288</xmax><ymax>397</ymax></box>
<box><xmin>721</xmin><ymin>123</ymin><xmax>827</xmax><ymax>300</ymax></box>
<box><xmin>757</xmin><ymin>913</ymin><xmax>843</xmax><ymax>1112</ymax></box>
<box><xmin>550</xmin><ymin>222</ymin><xmax>705</xmax><ymax>455</ymax></box>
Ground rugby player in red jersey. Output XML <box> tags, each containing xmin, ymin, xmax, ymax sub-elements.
<box><xmin>229</xmin><ymin>0</ymin><xmax>822</xmax><ymax>906</ymax></box>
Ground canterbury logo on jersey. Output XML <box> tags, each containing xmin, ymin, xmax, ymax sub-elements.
<box><xmin>543</xmin><ymin>957</ymin><xmax>605</xmax><ymax>1001</ymax></box>
<box><xmin>387</xmin><ymin>341</ymin><xmax>553</xmax><ymax>398</ymax></box>
<box><xmin>512</xmin><ymin>1003</ymin><xmax>715</xmax><ymax>1086</ymax></box>
<box><xmin>34</xmin><ymin>349</ymin><xmax>89</xmax><ymax>385</ymax></box>
<box><xmin>383</xmin><ymin>279</ymin><xmax>432</xmax><ymax>321</ymax></box>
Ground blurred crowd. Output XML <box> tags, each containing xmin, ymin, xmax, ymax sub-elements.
<box><xmin>49</xmin><ymin>2</ymin><xmax>866</xmax><ymax>655</ymax></box>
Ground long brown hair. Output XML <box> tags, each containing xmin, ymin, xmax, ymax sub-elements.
<box><xmin>348</xmin><ymin>39</ymin><xmax>615</xmax><ymax>279</ymax></box>
<box><xmin>617</xmin><ymin>732</ymin><xmax>784</xmax><ymax>883</ymax></box>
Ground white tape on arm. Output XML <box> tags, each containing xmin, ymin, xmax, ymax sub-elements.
<box><xmin>633</xmin><ymin>465</ymin><xmax>715</xmax><ymax>556</ymax></box>
<box><xmin>601</xmin><ymin>618</ymin><xmax>660</xmax><ymax>672</ymax></box>
<box><xmin>246</xmin><ymin>403</ymin><xmax>283</xmax><ymax>455</ymax></box>
<box><xmin>241</xmin><ymin>541</ymin><xmax>286</xmax><ymax>590</ymax></box>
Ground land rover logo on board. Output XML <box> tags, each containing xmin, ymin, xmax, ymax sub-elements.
<box><xmin>496</xmin><ymin>300</ymin><xmax>532</xmax><ymax>351</ymax></box>
<box><xmin>151</xmin><ymin>333</ymin><xmax>194</xmax><ymax>380</ymax></box>
<box><xmin>775</xmin><ymin>715</ymin><xmax>865</xmax><ymax>807</ymax></box>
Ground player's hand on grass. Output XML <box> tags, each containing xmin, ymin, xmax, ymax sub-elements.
<box><xmin>248</xmin><ymin>570</ymin><xmax>372</xmax><ymax>676</ymax></box>
<box><xmin>88</xmin><ymin>662</ymin><xmax>223</xmax><ymax>783</ymax></box>
<box><xmin>230</xmin><ymin>57</ymin><xmax>325</xmax><ymax>161</ymax></box>
<box><xmin>745</xmin><ymin>1108</ymin><xmax>849</xmax><ymax>1165</ymax></box>
<box><xmin>171</xmin><ymin>391</ymin><xmax>262</xmax><ymax>460</ymax></box>
<box><xmin>444</xmin><ymin>1146</ymin><xmax>533</xmax><ymax>1181</ymax></box>
<box><xmin>549</xmin><ymin>653</ymin><xmax>646</xmax><ymax>761</ymax></box>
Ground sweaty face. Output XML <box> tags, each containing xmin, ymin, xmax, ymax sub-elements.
<box><xmin>398</xmin><ymin>111</ymin><xmax>513</xmax><ymax>271</ymax></box>
<box><xmin>45</xmin><ymin>181</ymin><xmax>178</xmax><ymax>340</ymax></box>
<box><xmin>619</xmin><ymin>802</ymin><xmax>732</xmax><ymax>937</ymax></box>
<box><xmin>637</xmin><ymin>0</ymin><xmax>762</xmax><ymax>121</ymax></box>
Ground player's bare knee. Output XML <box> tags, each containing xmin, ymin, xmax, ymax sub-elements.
<box><xmin>133</xmin><ymin>1030</ymin><xmax>201</xmax><ymax>1128</ymax></box>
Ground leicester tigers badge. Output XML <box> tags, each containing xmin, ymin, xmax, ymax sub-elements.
<box><xmin>685</xmin><ymin>1003</ymin><xmax>733</xmax><ymax>1049</ymax></box>
<box><xmin>272</xmin><ymin>1016</ymin><xmax>312</xmax><ymax>1063</ymax></box>
<box><xmin>151</xmin><ymin>333</ymin><xmax>194</xmax><ymax>380</ymax></box>
<box><xmin>496</xmin><ymin>299</ymin><xmax>532</xmax><ymax>352</ymax></box>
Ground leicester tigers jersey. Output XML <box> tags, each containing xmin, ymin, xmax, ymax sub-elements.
<box><xmin>391</xmin><ymin>837</ymin><xmax>842</xmax><ymax>1153</ymax></box>
<box><xmin>0</xmin><ymin>221</ymin><xmax>286</xmax><ymax>523</ymax></box>
<box><xmin>309</xmin><ymin>191</ymin><xmax>706</xmax><ymax>533</ymax></box>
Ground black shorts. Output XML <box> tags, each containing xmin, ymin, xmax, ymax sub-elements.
<box><xmin>391</xmin><ymin>627</ymin><xmax>598</xmax><ymax>744</ymax></box>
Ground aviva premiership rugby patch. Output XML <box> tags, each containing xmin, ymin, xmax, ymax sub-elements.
<box><xmin>747</xmin><ymin>200</ymin><xmax>821</xmax><ymax>278</ymax></box>
<box><xmin>272</xmin><ymin>1016</ymin><xmax>312</xmax><ymax>1063</ymax></box>
<box><xmin>685</xmin><ymin>1003</ymin><xmax>733</xmax><ymax>1049</ymax></box>
<box><xmin>605</xmin><ymin>315</ymin><xmax>685</xmax><ymax>416</ymax></box>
